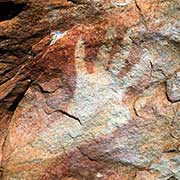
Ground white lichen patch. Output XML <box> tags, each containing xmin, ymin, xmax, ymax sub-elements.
<box><xmin>111</xmin><ymin>0</ymin><xmax>132</xmax><ymax>7</ymax></box>
<box><xmin>96</xmin><ymin>172</ymin><xmax>104</xmax><ymax>178</ymax></box>
<box><xmin>50</xmin><ymin>31</ymin><xmax>67</xmax><ymax>45</ymax></box>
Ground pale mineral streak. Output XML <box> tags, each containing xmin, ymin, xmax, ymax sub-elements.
<box><xmin>111</xmin><ymin>0</ymin><xmax>132</xmax><ymax>7</ymax></box>
<box><xmin>50</xmin><ymin>31</ymin><xmax>67</xmax><ymax>45</ymax></box>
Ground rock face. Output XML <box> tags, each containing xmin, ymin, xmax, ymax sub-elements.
<box><xmin>167</xmin><ymin>72</ymin><xmax>180</xmax><ymax>102</ymax></box>
<box><xmin>0</xmin><ymin>0</ymin><xmax>180</xmax><ymax>179</ymax></box>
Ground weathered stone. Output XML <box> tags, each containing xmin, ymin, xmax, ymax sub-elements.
<box><xmin>0</xmin><ymin>0</ymin><xmax>180</xmax><ymax>179</ymax></box>
<box><xmin>167</xmin><ymin>72</ymin><xmax>180</xmax><ymax>102</ymax></box>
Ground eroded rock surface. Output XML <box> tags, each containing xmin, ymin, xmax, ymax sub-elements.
<box><xmin>0</xmin><ymin>0</ymin><xmax>180</xmax><ymax>179</ymax></box>
<box><xmin>167</xmin><ymin>72</ymin><xmax>180</xmax><ymax>102</ymax></box>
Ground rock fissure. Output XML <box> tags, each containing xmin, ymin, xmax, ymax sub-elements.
<box><xmin>59</xmin><ymin>109</ymin><xmax>82</xmax><ymax>125</ymax></box>
<box><xmin>0</xmin><ymin>1</ymin><xmax>27</xmax><ymax>22</ymax></box>
<box><xmin>46</xmin><ymin>109</ymin><xmax>82</xmax><ymax>125</ymax></box>
<box><xmin>134</xmin><ymin>0</ymin><xmax>148</xmax><ymax>29</ymax></box>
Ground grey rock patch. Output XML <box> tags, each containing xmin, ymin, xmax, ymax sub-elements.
<box><xmin>166</xmin><ymin>72</ymin><xmax>180</xmax><ymax>102</ymax></box>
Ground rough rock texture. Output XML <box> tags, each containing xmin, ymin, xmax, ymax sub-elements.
<box><xmin>167</xmin><ymin>72</ymin><xmax>180</xmax><ymax>102</ymax></box>
<box><xmin>0</xmin><ymin>0</ymin><xmax>180</xmax><ymax>179</ymax></box>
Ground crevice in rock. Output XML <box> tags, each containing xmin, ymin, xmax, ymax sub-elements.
<box><xmin>36</xmin><ymin>83</ymin><xmax>51</xmax><ymax>94</ymax></box>
<box><xmin>0</xmin><ymin>68</ymin><xmax>13</xmax><ymax>80</ymax></box>
<box><xmin>59</xmin><ymin>109</ymin><xmax>82</xmax><ymax>125</ymax></box>
<box><xmin>0</xmin><ymin>48</ymin><xmax>27</xmax><ymax>57</ymax></box>
<box><xmin>8</xmin><ymin>85</ymin><xmax>29</xmax><ymax>112</ymax></box>
<box><xmin>46</xmin><ymin>108</ymin><xmax>82</xmax><ymax>125</ymax></box>
<box><xmin>133</xmin><ymin>100</ymin><xmax>140</xmax><ymax>117</ymax></box>
<box><xmin>67</xmin><ymin>0</ymin><xmax>84</xmax><ymax>5</ymax></box>
<box><xmin>35</xmin><ymin>82</ymin><xmax>61</xmax><ymax>95</ymax></box>
<box><xmin>134</xmin><ymin>0</ymin><xmax>142</xmax><ymax>13</ymax></box>
<box><xmin>134</xmin><ymin>0</ymin><xmax>148</xmax><ymax>29</ymax></box>
<box><xmin>167</xmin><ymin>176</ymin><xmax>178</xmax><ymax>180</ymax></box>
<box><xmin>0</xmin><ymin>35</ymin><xmax>9</xmax><ymax>41</ymax></box>
<box><xmin>0</xmin><ymin>167</ymin><xmax>3</xmax><ymax>179</ymax></box>
<box><xmin>163</xmin><ymin>148</ymin><xmax>179</xmax><ymax>154</ymax></box>
<box><xmin>0</xmin><ymin>1</ymin><xmax>27</xmax><ymax>22</ymax></box>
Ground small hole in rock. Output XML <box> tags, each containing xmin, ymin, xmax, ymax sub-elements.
<box><xmin>0</xmin><ymin>1</ymin><xmax>26</xmax><ymax>22</ymax></box>
<box><xmin>168</xmin><ymin>177</ymin><xmax>178</xmax><ymax>180</ymax></box>
<box><xmin>0</xmin><ymin>167</ymin><xmax>3</xmax><ymax>178</ymax></box>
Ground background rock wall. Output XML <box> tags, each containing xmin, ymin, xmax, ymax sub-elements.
<box><xmin>0</xmin><ymin>0</ymin><xmax>179</xmax><ymax>179</ymax></box>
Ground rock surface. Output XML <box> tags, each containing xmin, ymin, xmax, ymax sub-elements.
<box><xmin>0</xmin><ymin>0</ymin><xmax>180</xmax><ymax>179</ymax></box>
<box><xmin>167</xmin><ymin>72</ymin><xmax>180</xmax><ymax>102</ymax></box>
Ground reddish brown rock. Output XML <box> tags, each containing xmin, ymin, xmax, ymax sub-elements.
<box><xmin>0</xmin><ymin>0</ymin><xmax>180</xmax><ymax>179</ymax></box>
